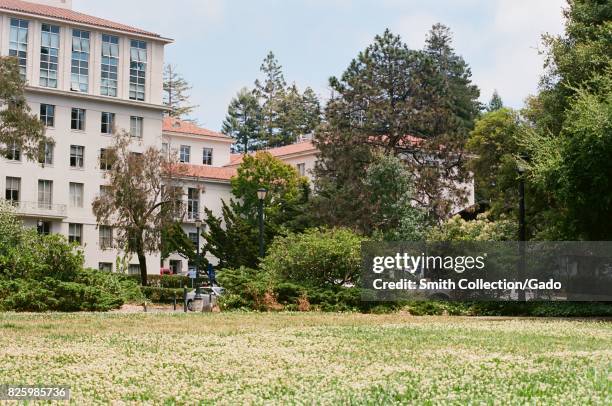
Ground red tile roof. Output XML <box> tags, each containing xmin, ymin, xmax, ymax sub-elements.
<box><xmin>0</xmin><ymin>0</ymin><xmax>164</xmax><ymax>38</ymax></box>
<box><xmin>163</xmin><ymin>117</ymin><xmax>233</xmax><ymax>141</ymax></box>
<box><xmin>228</xmin><ymin>141</ymin><xmax>317</xmax><ymax>166</ymax></box>
<box><xmin>176</xmin><ymin>164</ymin><xmax>236</xmax><ymax>182</ymax></box>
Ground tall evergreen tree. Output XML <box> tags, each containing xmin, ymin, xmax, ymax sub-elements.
<box><xmin>277</xmin><ymin>84</ymin><xmax>321</xmax><ymax>144</ymax></box>
<box><xmin>222</xmin><ymin>88</ymin><xmax>263</xmax><ymax>152</ymax></box>
<box><xmin>163</xmin><ymin>64</ymin><xmax>198</xmax><ymax>119</ymax></box>
<box><xmin>487</xmin><ymin>90</ymin><xmax>504</xmax><ymax>111</ymax></box>
<box><xmin>254</xmin><ymin>52</ymin><xmax>287</xmax><ymax>146</ymax></box>
<box><xmin>314</xmin><ymin>27</ymin><xmax>480</xmax><ymax>228</ymax></box>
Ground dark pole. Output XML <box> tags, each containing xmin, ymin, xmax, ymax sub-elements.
<box><xmin>195</xmin><ymin>218</ymin><xmax>201</xmax><ymax>299</ymax></box>
<box><xmin>518</xmin><ymin>170</ymin><xmax>526</xmax><ymax>301</ymax></box>
<box><xmin>258</xmin><ymin>198</ymin><xmax>265</xmax><ymax>258</ymax></box>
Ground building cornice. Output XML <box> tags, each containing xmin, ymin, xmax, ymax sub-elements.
<box><xmin>162</xmin><ymin>130</ymin><xmax>235</xmax><ymax>144</ymax></box>
<box><xmin>25</xmin><ymin>86</ymin><xmax>169</xmax><ymax>111</ymax></box>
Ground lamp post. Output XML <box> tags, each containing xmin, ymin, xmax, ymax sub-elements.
<box><xmin>257</xmin><ymin>188</ymin><xmax>267</xmax><ymax>258</ymax></box>
<box><xmin>194</xmin><ymin>216</ymin><xmax>202</xmax><ymax>299</ymax></box>
<box><xmin>517</xmin><ymin>164</ymin><xmax>526</xmax><ymax>301</ymax></box>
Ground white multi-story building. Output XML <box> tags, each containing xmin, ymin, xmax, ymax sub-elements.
<box><xmin>0</xmin><ymin>0</ymin><xmax>173</xmax><ymax>274</ymax></box>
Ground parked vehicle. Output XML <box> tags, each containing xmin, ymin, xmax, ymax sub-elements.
<box><xmin>185</xmin><ymin>286</ymin><xmax>225</xmax><ymax>311</ymax></box>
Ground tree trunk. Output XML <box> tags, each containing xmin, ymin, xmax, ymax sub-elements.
<box><xmin>138</xmin><ymin>249</ymin><xmax>148</xmax><ymax>286</ymax></box>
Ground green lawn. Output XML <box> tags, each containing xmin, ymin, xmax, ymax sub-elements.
<box><xmin>0</xmin><ymin>313</ymin><xmax>610</xmax><ymax>404</ymax></box>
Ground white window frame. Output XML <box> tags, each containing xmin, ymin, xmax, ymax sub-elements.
<box><xmin>69</xmin><ymin>182</ymin><xmax>84</xmax><ymax>208</ymax></box>
<box><xmin>202</xmin><ymin>148</ymin><xmax>213</xmax><ymax>166</ymax></box>
<box><xmin>179</xmin><ymin>145</ymin><xmax>191</xmax><ymax>163</ymax></box>
<box><xmin>39</xmin><ymin>23</ymin><xmax>60</xmax><ymax>88</ymax></box>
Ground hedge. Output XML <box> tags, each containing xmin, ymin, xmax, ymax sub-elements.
<box><xmin>140</xmin><ymin>287</ymin><xmax>185</xmax><ymax>304</ymax></box>
<box><xmin>125</xmin><ymin>275</ymin><xmax>191</xmax><ymax>289</ymax></box>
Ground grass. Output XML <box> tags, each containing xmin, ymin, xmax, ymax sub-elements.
<box><xmin>0</xmin><ymin>313</ymin><xmax>610</xmax><ymax>405</ymax></box>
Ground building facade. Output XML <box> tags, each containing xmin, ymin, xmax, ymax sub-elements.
<box><xmin>0</xmin><ymin>0</ymin><xmax>171</xmax><ymax>274</ymax></box>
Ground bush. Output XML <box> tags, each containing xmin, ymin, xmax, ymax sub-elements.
<box><xmin>140</xmin><ymin>287</ymin><xmax>184</xmax><ymax>304</ymax></box>
<box><xmin>261</xmin><ymin>228</ymin><xmax>363</xmax><ymax>288</ymax></box>
<box><xmin>125</xmin><ymin>274</ymin><xmax>191</xmax><ymax>288</ymax></box>
<box><xmin>0</xmin><ymin>269</ymin><xmax>142</xmax><ymax>312</ymax></box>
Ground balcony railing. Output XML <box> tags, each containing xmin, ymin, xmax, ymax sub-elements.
<box><xmin>2</xmin><ymin>200</ymin><xmax>68</xmax><ymax>219</ymax></box>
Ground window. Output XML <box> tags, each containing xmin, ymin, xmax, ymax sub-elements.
<box><xmin>40</xmin><ymin>104</ymin><xmax>55</xmax><ymax>127</ymax></box>
<box><xmin>187</xmin><ymin>188</ymin><xmax>199</xmax><ymax>220</ymax></box>
<box><xmin>40</xmin><ymin>24</ymin><xmax>60</xmax><ymax>88</ymax></box>
<box><xmin>37</xmin><ymin>221</ymin><xmax>51</xmax><ymax>236</ymax></box>
<box><xmin>179</xmin><ymin>145</ymin><xmax>191</xmax><ymax>163</ymax></box>
<box><xmin>70</xmin><ymin>145</ymin><xmax>84</xmax><ymax>168</ymax></box>
<box><xmin>5</xmin><ymin>142</ymin><xmax>21</xmax><ymax>161</ymax></box>
<box><xmin>128</xmin><ymin>264</ymin><xmax>140</xmax><ymax>275</ymax></box>
<box><xmin>129</xmin><ymin>40</ymin><xmax>147</xmax><ymax>101</ymax></box>
<box><xmin>99</xmin><ymin>226</ymin><xmax>113</xmax><ymax>249</ymax></box>
<box><xmin>297</xmin><ymin>163</ymin><xmax>306</xmax><ymax>177</ymax></box>
<box><xmin>69</xmin><ymin>182</ymin><xmax>84</xmax><ymax>208</ymax></box>
<box><xmin>39</xmin><ymin>142</ymin><xmax>54</xmax><ymax>166</ymax></box>
<box><xmin>71</xmin><ymin>108</ymin><xmax>86</xmax><ymax>130</ymax></box>
<box><xmin>68</xmin><ymin>223</ymin><xmax>82</xmax><ymax>244</ymax></box>
<box><xmin>101</xmin><ymin>34</ymin><xmax>119</xmax><ymax>97</ymax></box>
<box><xmin>100</xmin><ymin>149</ymin><xmax>112</xmax><ymax>170</ymax></box>
<box><xmin>71</xmin><ymin>29</ymin><xmax>90</xmax><ymax>92</ymax></box>
<box><xmin>99</xmin><ymin>262</ymin><xmax>113</xmax><ymax>272</ymax></box>
<box><xmin>189</xmin><ymin>232</ymin><xmax>198</xmax><ymax>246</ymax></box>
<box><xmin>202</xmin><ymin>148</ymin><xmax>213</xmax><ymax>166</ymax></box>
<box><xmin>130</xmin><ymin>116</ymin><xmax>143</xmax><ymax>138</ymax></box>
<box><xmin>9</xmin><ymin>19</ymin><xmax>29</xmax><ymax>79</ymax></box>
<box><xmin>5</xmin><ymin>177</ymin><xmax>20</xmax><ymax>203</ymax></box>
<box><xmin>162</xmin><ymin>143</ymin><xmax>169</xmax><ymax>156</ymax></box>
<box><xmin>37</xmin><ymin>180</ymin><xmax>53</xmax><ymax>209</ymax></box>
<box><xmin>101</xmin><ymin>112</ymin><xmax>115</xmax><ymax>134</ymax></box>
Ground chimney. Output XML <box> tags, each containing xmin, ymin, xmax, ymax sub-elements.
<box><xmin>23</xmin><ymin>0</ymin><xmax>72</xmax><ymax>9</ymax></box>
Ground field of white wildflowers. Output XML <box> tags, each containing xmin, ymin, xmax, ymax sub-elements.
<box><xmin>0</xmin><ymin>313</ymin><xmax>610</xmax><ymax>404</ymax></box>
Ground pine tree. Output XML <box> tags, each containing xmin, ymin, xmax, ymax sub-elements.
<box><xmin>222</xmin><ymin>88</ymin><xmax>263</xmax><ymax>152</ymax></box>
<box><xmin>314</xmin><ymin>27</ymin><xmax>480</xmax><ymax>228</ymax></box>
<box><xmin>163</xmin><ymin>64</ymin><xmax>198</xmax><ymax>119</ymax></box>
<box><xmin>254</xmin><ymin>52</ymin><xmax>286</xmax><ymax>146</ymax></box>
<box><xmin>488</xmin><ymin>90</ymin><xmax>504</xmax><ymax>111</ymax></box>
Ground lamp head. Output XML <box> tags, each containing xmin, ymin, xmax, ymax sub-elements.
<box><xmin>257</xmin><ymin>188</ymin><xmax>268</xmax><ymax>201</ymax></box>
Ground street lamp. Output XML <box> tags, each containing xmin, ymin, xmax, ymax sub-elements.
<box><xmin>517</xmin><ymin>163</ymin><xmax>526</xmax><ymax>301</ymax></box>
<box><xmin>257</xmin><ymin>188</ymin><xmax>267</xmax><ymax>258</ymax></box>
<box><xmin>194</xmin><ymin>215</ymin><xmax>202</xmax><ymax>299</ymax></box>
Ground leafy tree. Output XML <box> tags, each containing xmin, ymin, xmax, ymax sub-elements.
<box><xmin>524</xmin><ymin>0</ymin><xmax>612</xmax><ymax>239</ymax></box>
<box><xmin>487</xmin><ymin>90</ymin><xmax>504</xmax><ymax>111</ymax></box>
<box><xmin>0</xmin><ymin>57</ymin><xmax>49</xmax><ymax>161</ymax></box>
<box><xmin>364</xmin><ymin>153</ymin><xmax>428</xmax><ymax>240</ymax></box>
<box><xmin>231</xmin><ymin>151</ymin><xmax>308</xmax><ymax>219</ymax></box>
<box><xmin>222</xmin><ymin>87</ymin><xmax>263</xmax><ymax>152</ymax></box>
<box><xmin>467</xmin><ymin>108</ymin><xmax>523</xmax><ymax>213</ymax></box>
<box><xmin>163</xmin><ymin>64</ymin><xmax>198</xmax><ymax>119</ymax></box>
<box><xmin>92</xmin><ymin>132</ymin><xmax>185</xmax><ymax>285</ymax></box>
<box><xmin>314</xmin><ymin>27</ymin><xmax>480</xmax><ymax>229</ymax></box>
<box><xmin>202</xmin><ymin>152</ymin><xmax>311</xmax><ymax>267</ymax></box>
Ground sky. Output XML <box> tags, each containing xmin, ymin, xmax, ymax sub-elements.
<box><xmin>74</xmin><ymin>0</ymin><xmax>567</xmax><ymax>132</ymax></box>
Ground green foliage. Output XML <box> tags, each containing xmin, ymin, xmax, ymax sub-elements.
<box><xmin>487</xmin><ymin>90</ymin><xmax>504</xmax><ymax>112</ymax></box>
<box><xmin>222</xmin><ymin>87</ymin><xmax>263</xmax><ymax>152</ymax></box>
<box><xmin>314</xmin><ymin>26</ymin><xmax>480</xmax><ymax>229</ymax></box>
<box><xmin>161</xmin><ymin>222</ymin><xmax>195</xmax><ymax>262</ymax></box>
<box><xmin>140</xmin><ymin>287</ymin><xmax>183</xmax><ymax>304</ymax></box>
<box><xmin>427</xmin><ymin>214</ymin><xmax>516</xmax><ymax>241</ymax></box>
<box><xmin>0</xmin><ymin>57</ymin><xmax>49</xmax><ymax>161</ymax></box>
<box><xmin>467</xmin><ymin>108</ymin><xmax>523</xmax><ymax>213</ymax></box>
<box><xmin>364</xmin><ymin>153</ymin><xmax>429</xmax><ymax>240</ymax></box>
<box><xmin>261</xmin><ymin>228</ymin><xmax>363</xmax><ymax>288</ymax></box>
<box><xmin>0</xmin><ymin>203</ymin><xmax>138</xmax><ymax>312</ymax></box>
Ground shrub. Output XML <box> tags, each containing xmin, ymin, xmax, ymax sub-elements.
<box><xmin>261</xmin><ymin>228</ymin><xmax>363</xmax><ymax>288</ymax></box>
<box><xmin>140</xmin><ymin>287</ymin><xmax>184</xmax><ymax>304</ymax></box>
<box><xmin>125</xmin><ymin>274</ymin><xmax>191</xmax><ymax>289</ymax></box>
